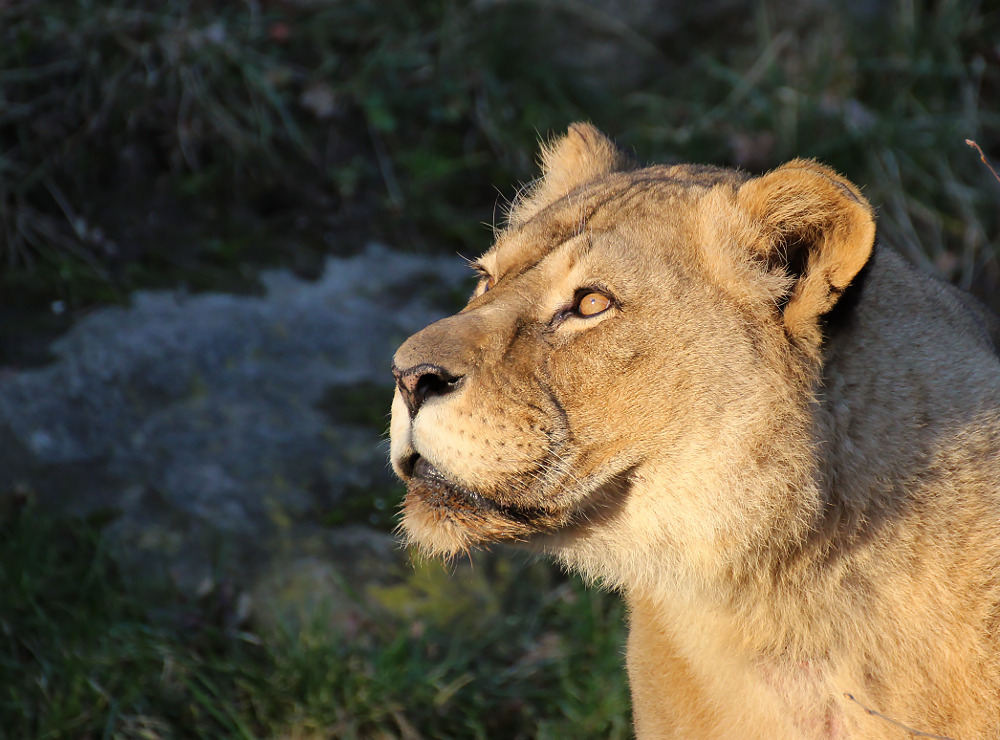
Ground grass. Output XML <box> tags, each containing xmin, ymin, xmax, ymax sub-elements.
<box><xmin>0</xmin><ymin>0</ymin><xmax>594</xmax><ymax>313</ymax></box>
<box><xmin>2</xmin><ymin>0</ymin><xmax>996</xmax><ymax>316</ymax></box>
<box><xmin>0</xmin><ymin>501</ymin><xmax>630</xmax><ymax>739</ymax></box>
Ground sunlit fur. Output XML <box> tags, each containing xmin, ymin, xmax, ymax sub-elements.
<box><xmin>389</xmin><ymin>123</ymin><xmax>1000</xmax><ymax>739</ymax></box>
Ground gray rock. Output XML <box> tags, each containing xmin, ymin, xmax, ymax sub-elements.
<box><xmin>0</xmin><ymin>244</ymin><xmax>468</xmax><ymax>603</ymax></box>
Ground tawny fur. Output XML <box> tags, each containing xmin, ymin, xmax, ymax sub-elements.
<box><xmin>389</xmin><ymin>123</ymin><xmax>1000</xmax><ymax>739</ymax></box>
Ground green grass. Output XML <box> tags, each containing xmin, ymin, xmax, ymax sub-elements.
<box><xmin>1</xmin><ymin>0</ymin><xmax>996</xmax><ymax>314</ymax></box>
<box><xmin>0</xmin><ymin>502</ymin><xmax>630</xmax><ymax>739</ymax></box>
<box><xmin>0</xmin><ymin>0</ymin><xmax>594</xmax><ymax>311</ymax></box>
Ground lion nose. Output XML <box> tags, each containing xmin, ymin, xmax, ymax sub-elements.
<box><xmin>392</xmin><ymin>363</ymin><xmax>463</xmax><ymax>418</ymax></box>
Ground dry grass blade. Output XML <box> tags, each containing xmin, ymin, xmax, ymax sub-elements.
<box><xmin>966</xmin><ymin>139</ymin><xmax>1000</xmax><ymax>186</ymax></box>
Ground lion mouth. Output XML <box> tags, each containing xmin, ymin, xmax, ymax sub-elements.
<box><xmin>399</xmin><ymin>454</ymin><xmax>632</xmax><ymax>555</ymax></box>
<box><xmin>405</xmin><ymin>455</ymin><xmax>561</xmax><ymax>528</ymax></box>
<box><xmin>407</xmin><ymin>455</ymin><xmax>523</xmax><ymax>519</ymax></box>
<box><xmin>408</xmin><ymin>456</ymin><xmax>502</xmax><ymax>513</ymax></box>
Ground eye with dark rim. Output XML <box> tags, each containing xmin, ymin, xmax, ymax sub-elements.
<box><xmin>573</xmin><ymin>288</ymin><xmax>613</xmax><ymax>317</ymax></box>
<box><xmin>470</xmin><ymin>262</ymin><xmax>496</xmax><ymax>297</ymax></box>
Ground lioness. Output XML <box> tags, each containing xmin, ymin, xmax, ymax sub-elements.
<box><xmin>389</xmin><ymin>123</ymin><xmax>1000</xmax><ymax>739</ymax></box>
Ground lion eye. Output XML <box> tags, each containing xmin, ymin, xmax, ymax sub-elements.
<box><xmin>474</xmin><ymin>274</ymin><xmax>495</xmax><ymax>297</ymax></box>
<box><xmin>576</xmin><ymin>291</ymin><xmax>612</xmax><ymax>316</ymax></box>
<box><xmin>478</xmin><ymin>275</ymin><xmax>495</xmax><ymax>294</ymax></box>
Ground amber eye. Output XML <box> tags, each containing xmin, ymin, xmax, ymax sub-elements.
<box><xmin>484</xmin><ymin>275</ymin><xmax>496</xmax><ymax>292</ymax></box>
<box><xmin>576</xmin><ymin>291</ymin><xmax>612</xmax><ymax>316</ymax></box>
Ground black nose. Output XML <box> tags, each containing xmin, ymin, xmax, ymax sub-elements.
<box><xmin>392</xmin><ymin>363</ymin><xmax>463</xmax><ymax>417</ymax></box>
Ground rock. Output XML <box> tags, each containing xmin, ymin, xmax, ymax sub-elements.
<box><xmin>0</xmin><ymin>244</ymin><xmax>468</xmax><ymax>610</ymax></box>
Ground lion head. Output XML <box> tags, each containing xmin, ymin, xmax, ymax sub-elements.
<box><xmin>389</xmin><ymin>123</ymin><xmax>874</xmax><ymax>589</ymax></box>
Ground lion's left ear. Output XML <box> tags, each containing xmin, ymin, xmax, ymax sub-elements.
<box><xmin>508</xmin><ymin>122</ymin><xmax>634</xmax><ymax>226</ymax></box>
<box><xmin>737</xmin><ymin>159</ymin><xmax>876</xmax><ymax>352</ymax></box>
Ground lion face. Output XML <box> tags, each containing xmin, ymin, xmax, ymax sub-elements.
<box><xmin>390</xmin><ymin>124</ymin><xmax>874</xmax><ymax>575</ymax></box>
<box><xmin>390</xmin><ymin>208</ymin><xmax>703</xmax><ymax>557</ymax></box>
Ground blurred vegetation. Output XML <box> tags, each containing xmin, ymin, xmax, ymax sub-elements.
<box><xmin>0</xmin><ymin>0</ymin><xmax>593</xmax><ymax>314</ymax></box>
<box><xmin>0</xmin><ymin>501</ymin><xmax>629</xmax><ymax>739</ymax></box>
<box><xmin>1</xmin><ymin>0</ymin><xmax>999</xmax><ymax>736</ymax></box>
<box><xmin>1</xmin><ymin>0</ymin><xmax>997</xmax><ymax>318</ymax></box>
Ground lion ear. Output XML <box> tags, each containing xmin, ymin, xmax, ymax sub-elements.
<box><xmin>737</xmin><ymin>159</ymin><xmax>876</xmax><ymax>351</ymax></box>
<box><xmin>507</xmin><ymin>122</ymin><xmax>634</xmax><ymax>226</ymax></box>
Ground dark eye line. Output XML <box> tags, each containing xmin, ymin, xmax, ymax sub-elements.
<box><xmin>576</xmin><ymin>283</ymin><xmax>616</xmax><ymax>305</ymax></box>
<box><xmin>470</xmin><ymin>268</ymin><xmax>496</xmax><ymax>297</ymax></box>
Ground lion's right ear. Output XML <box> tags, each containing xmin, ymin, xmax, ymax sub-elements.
<box><xmin>737</xmin><ymin>160</ymin><xmax>876</xmax><ymax>355</ymax></box>
<box><xmin>507</xmin><ymin>122</ymin><xmax>634</xmax><ymax>226</ymax></box>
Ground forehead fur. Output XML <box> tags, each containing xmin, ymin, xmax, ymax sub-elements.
<box><xmin>484</xmin><ymin>161</ymin><xmax>750</xmax><ymax>281</ymax></box>
<box><xmin>507</xmin><ymin>122</ymin><xmax>752</xmax><ymax>229</ymax></box>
